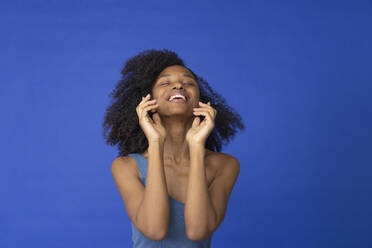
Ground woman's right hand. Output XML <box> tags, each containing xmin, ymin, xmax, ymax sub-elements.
<box><xmin>136</xmin><ymin>93</ymin><xmax>166</xmax><ymax>142</ymax></box>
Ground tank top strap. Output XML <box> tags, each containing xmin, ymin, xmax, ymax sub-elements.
<box><xmin>127</xmin><ymin>153</ymin><xmax>148</xmax><ymax>185</ymax></box>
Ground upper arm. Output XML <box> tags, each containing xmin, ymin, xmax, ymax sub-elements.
<box><xmin>111</xmin><ymin>156</ymin><xmax>146</xmax><ymax>231</ymax></box>
<box><xmin>208</xmin><ymin>155</ymin><xmax>240</xmax><ymax>232</ymax></box>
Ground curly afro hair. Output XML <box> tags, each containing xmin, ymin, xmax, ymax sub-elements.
<box><xmin>102</xmin><ymin>49</ymin><xmax>245</xmax><ymax>157</ymax></box>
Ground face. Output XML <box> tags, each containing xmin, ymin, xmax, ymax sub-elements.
<box><xmin>151</xmin><ymin>65</ymin><xmax>200</xmax><ymax>117</ymax></box>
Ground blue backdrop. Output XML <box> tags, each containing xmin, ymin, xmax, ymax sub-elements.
<box><xmin>1</xmin><ymin>0</ymin><xmax>371</xmax><ymax>247</ymax></box>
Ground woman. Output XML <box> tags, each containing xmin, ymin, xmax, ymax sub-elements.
<box><xmin>103</xmin><ymin>49</ymin><xmax>245</xmax><ymax>247</ymax></box>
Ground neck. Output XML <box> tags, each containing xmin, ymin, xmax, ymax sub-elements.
<box><xmin>161</xmin><ymin>115</ymin><xmax>193</xmax><ymax>164</ymax></box>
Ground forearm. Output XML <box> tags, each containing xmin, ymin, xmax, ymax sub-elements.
<box><xmin>184</xmin><ymin>145</ymin><xmax>217</xmax><ymax>238</ymax></box>
<box><xmin>137</xmin><ymin>139</ymin><xmax>170</xmax><ymax>235</ymax></box>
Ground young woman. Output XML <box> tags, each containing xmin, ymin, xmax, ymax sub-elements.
<box><xmin>103</xmin><ymin>49</ymin><xmax>245</xmax><ymax>247</ymax></box>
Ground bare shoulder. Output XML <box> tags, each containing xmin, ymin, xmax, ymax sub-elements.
<box><xmin>111</xmin><ymin>155</ymin><xmax>141</xmax><ymax>179</ymax></box>
<box><xmin>205</xmin><ymin>149</ymin><xmax>240</xmax><ymax>200</ymax></box>
<box><xmin>205</xmin><ymin>149</ymin><xmax>240</xmax><ymax>176</ymax></box>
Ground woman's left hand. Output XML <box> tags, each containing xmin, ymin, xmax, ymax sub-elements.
<box><xmin>186</xmin><ymin>101</ymin><xmax>217</xmax><ymax>146</ymax></box>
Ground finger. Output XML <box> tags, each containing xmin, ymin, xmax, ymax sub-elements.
<box><xmin>140</xmin><ymin>94</ymin><xmax>152</xmax><ymax>104</ymax></box>
<box><xmin>141</xmin><ymin>103</ymin><xmax>158</xmax><ymax>116</ymax></box>
<box><xmin>193</xmin><ymin>110</ymin><xmax>213</xmax><ymax>121</ymax></box>
<box><xmin>192</xmin><ymin>116</ymin><xmax>200</xmax><ymax>128</ymax></box>
<box><xmin>199</xmin><ymin>101</ymin><xmax>211</xmax><ymax>106</ymax></box>
<box><xmin>141</xmin><ymin>99</ymin><xmax>157</xmax><ymax>106</ymax></box>
<box><xmin>193</xmin><ymin>111</ymin><xmax>213</xmax><ymax>126</ymax></box>
<box><xmin>137</xmin><ymin>100</ymin><xmax>156</xmax><ymax>115</ymax></box>
<box><xmin>139</xmin><ymin>99</ymin><xmax>157</xmax><ymax>109</ymax></box>
<box><xmin>139</xmin><ymin>104</ymin><xmax>158</xmax><ymax>119</ymax></box>
<box><xmin>198</xmin><ymin>101</ymin><xmax>214</xmax><ymax>111</ymax></box>
<box><xmin>139</xmin><ymin>94</ymin><xmax>151</xmax><ymax>104</ymax></box>
<box><xmin>150</xmin><ymin>103</ymin><xmax>159</xmax><ymax>113</ymax></box>
<box><xmin>193</xmin><ymin>107</ymin><xmax>216</xmax><ymax>118</ymax></box>
<box><xmin>194</xmin><ymin>106</ymin><xmax>213</xmax><ymax>111</ymax></box>
<box><xmin>195</xmin><ymin>102</ymin><xmax>213</xmax><ymax>109</ymax></box>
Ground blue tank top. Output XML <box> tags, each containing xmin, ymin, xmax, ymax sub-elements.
<box><xmin>127</xmin><ymin>153</ymin><xmax>213</xmax><ymax>248</ymax></box>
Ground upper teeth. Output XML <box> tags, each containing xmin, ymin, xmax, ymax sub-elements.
<box><xmin>169</xmin><ymin>95</ymin><xmax>186</xmax><ymax>101</ymax></box>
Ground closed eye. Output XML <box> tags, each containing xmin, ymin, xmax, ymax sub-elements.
<box><xmin>159</xmin><ymin>81</ymin><xmax>195</xmax><ymax>86</ymax></box>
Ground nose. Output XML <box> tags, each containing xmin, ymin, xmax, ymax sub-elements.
<box><xmin>172</xmin><ymin>81</ymin><xmax>184</xmax><ymax>90</ymax></box>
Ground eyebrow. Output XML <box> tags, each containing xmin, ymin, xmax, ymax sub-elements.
<box><xmin>157</xmin><ymin>73</ymin><xmax>196</xmax><ymax>81</ymax></box>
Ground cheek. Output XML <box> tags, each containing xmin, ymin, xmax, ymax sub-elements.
<box><xmin>189</xmin><ymin>97</ymin><xmax>199</xmax><ymax>108</ymax></box>
<box><xmin>151</xmin><ymin>89</ymin><xmax>160</xmax><ymax>100</ymax></box>
<box><xmin>192</xmin><ymin>91</ymin><xmax>200</xmax><ymax>103</ymax></box>
<box><xmin>152</xmin><ymin>91</ymin><xmax>166</xmax><ymax>104</ymax></box>
<box><xmin>194</xmin><ymin>88</ymin><xmax>200</xmax><ymax>100</ymax></box>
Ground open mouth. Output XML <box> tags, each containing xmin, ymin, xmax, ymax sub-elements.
<box><xmin>168</xmin><ymin>94</ymin><xmax>187</xmax><ymax>103</ymax></box>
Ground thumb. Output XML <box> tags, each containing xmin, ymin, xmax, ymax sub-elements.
<box><xmin>192</xmin><ymin>116</ymin><xmax>200</xmax><ymax>128</ymax></box>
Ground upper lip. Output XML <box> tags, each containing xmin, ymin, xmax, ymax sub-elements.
<box><xmin>167</xmin><ymin>91</ymin><xmax>188</xmax><ymax>101</ymax></box>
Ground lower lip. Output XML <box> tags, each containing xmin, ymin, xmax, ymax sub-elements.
<box><xmin>169</xmin><ymin>99</ymin><xmax>186</xmax><ymax>103</ymax></box>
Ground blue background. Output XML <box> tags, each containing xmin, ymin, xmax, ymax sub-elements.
<box><xmin>1</xmin><ymin>0</ymin><xmax>371</xmax><ymax>247</ymax></box>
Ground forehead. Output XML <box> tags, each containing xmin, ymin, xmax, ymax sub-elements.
<box><xmin>156</xmin><ymin>65</ymin><xmax>196</xmax><ymax>80</ymax></box>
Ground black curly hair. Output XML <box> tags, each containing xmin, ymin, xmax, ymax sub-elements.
<box><xmin>102</xmin><ymin>49</ymin><xmax>245</xmax><ymax>157</ymax></box>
